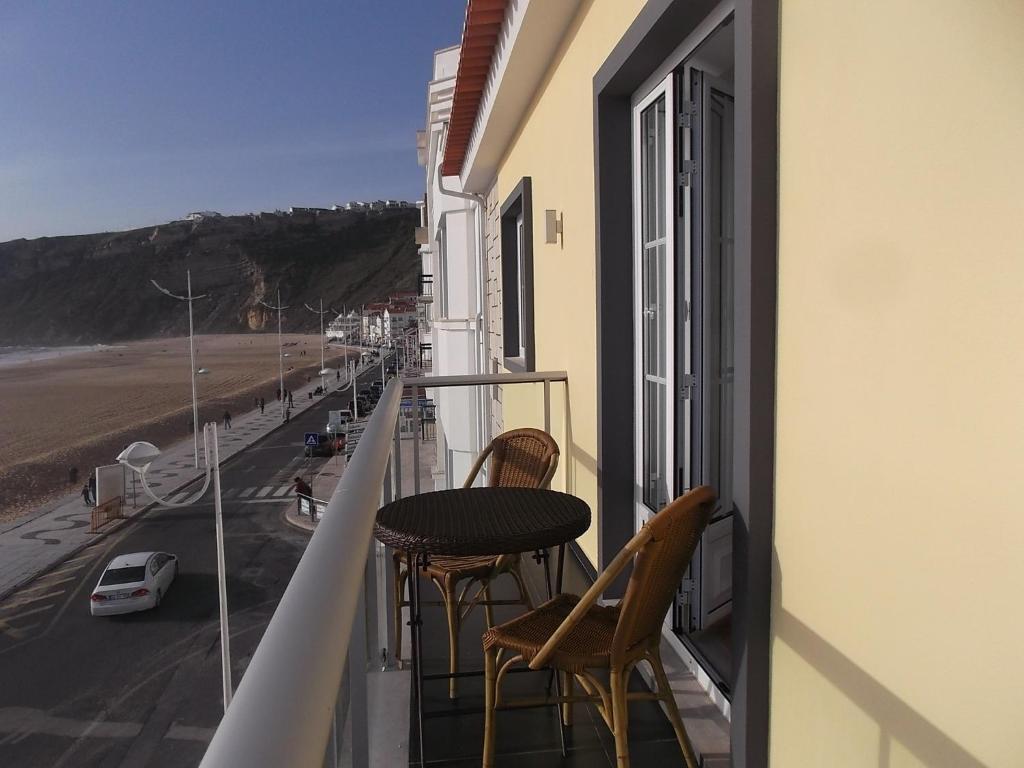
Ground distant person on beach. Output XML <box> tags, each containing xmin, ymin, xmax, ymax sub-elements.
<box><xmin>223</xmin><ymin>411</ymin><xmax>232</xmax><ymax>429</ymax></box>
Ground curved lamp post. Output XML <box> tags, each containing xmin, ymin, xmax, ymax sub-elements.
<box><xmin>116</xmin><ymin>424</ymin><xmax>232</xmax><ymax>712</ymax></box>
<box><xmin>258</xmin><ymin>290</ymin><xmax>289</xmax><ymax>422</ymax></box>
<box><xmin>304</xmin><ymin>299</ymin><xmax>337</xmax><ymax>396</ymax></box>
<box><xmin>151</xmin><ymin>267</ymin><xmax>208</xmax><ymax>468</ymax></box>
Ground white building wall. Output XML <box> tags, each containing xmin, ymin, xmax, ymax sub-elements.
<box><xmin>420</xmin><ymin>43</ymin><xmax>486</xmax><ymax>488</ymax></box>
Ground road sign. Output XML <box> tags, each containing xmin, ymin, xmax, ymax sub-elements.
<box><xmin>304</xmin><ymin>433</ymin><xmax>320</xmax><ymax>447</ymax></box>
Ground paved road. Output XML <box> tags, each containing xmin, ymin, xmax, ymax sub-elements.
<box><xmin>0</xmin><ymin>361</ymin><xmax>388</xmax><ymax>768</ymax></box>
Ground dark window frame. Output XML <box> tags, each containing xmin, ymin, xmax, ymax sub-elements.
<box><xmin>499</xmin><ymin>177</ymin><xmax>535</xmax><ymax>372</ymax></box>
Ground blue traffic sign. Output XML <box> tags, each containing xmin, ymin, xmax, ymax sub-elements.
<box><xmin>304</xmin><ymin>433</ymin><xmax>319</xmax><ymax>447</ymax></box>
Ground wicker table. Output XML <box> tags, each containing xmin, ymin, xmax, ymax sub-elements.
<box><xmin>375</xmin><ymin>487</ymin><xmax>591</xmax><ymax>764</ymax></box>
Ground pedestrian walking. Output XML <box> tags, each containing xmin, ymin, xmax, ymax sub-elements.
<box><xmin>336</xmin><ymin>369</ymin><xmax>340</xmax><ymax>381</ymax></box>
<box><xmin>259</xmin><ymin>397</ymin><xmax>265</xmax><ymax>415</ymax></box>
<box><xmin>288</xmin><ymin>391</ymin><xmax>294</xmax><ymax>407</ymax></box>
<box><xmin>88</xmin><ymin>474</ymin><xmax>97</xmax><ymax>505</ymax></box>
<box><xmin>223</xmin><ymin>411</ymin><xmax>232</xmax><ymax>429</ymax></box>
<box><xmin>81</xmin><ymin>483</ymin><xmax>92</xmax><ymax>506</ymax></box>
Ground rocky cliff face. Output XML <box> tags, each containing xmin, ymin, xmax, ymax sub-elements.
<box><xmin>0</xmin><ymin>209</ymin><xmax>419</xmax><ymax>344</ymax></box>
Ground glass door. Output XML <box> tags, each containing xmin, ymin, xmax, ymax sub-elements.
<box><xmin>676</xmin><ymin>50</ymin><xmax>736</xmax><ymax>688</ymax></box>
<box><xmin>632</xmin><ymin>75</ymin><xmax>676</xmax><ymax>533</ymax></box>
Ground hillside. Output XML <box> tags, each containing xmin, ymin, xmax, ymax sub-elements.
<box><xmin>0</xmin><ymin>208</ymin><xmax>419</xmax><ymax>344</ymax></box>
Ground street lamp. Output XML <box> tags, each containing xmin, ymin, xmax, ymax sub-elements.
<box><xmin>151</xmin><ymin>267</ymin><xmax>208</xmax><ymax>469</ymax></box>
<box><xmin>258</xmin><ymin>290</ymin><xmax>289</xmax><ymax>422</ymax></box>
<box><xmin>304</xmin><ymin>299</ymin><xmax>337</xmax><ymax>395</ymax></box>
<box><xmin>116</xmin><ymin>423</ymin><xmax>232</xmax><ymax>712</ymax></box>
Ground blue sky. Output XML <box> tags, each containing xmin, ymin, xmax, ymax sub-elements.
<box><xmin>0</xmin><ymin>0</ymin><xmax>466</xmax><ymax>241</ymax></box>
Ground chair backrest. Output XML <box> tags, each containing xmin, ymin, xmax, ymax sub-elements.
<box><xmin>464</xmin><ymin>428</ymin><xmax>560</xmax><ymax>490</ymax></box>
<box><xmin>611</xmin><ymin>486</ymin><xmax>716</xmax><ymax>662</ymax></box>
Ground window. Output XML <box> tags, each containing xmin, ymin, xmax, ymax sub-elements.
<box><xmin>500</xmin><ymin>177</ymin><xmax>534</xmax><ymax>371</ymax></box>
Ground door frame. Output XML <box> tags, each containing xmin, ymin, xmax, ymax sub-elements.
<box><xmin>593</xmin><ymin>0</ymin><xmax>778</xmax><ymax>764</ymax></box>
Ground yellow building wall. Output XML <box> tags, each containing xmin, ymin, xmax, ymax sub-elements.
<box><xmin>493</xmin><ymin>0</ymin><xmax>646</xmax><ymax>567</ymax></box>
<box><xmin>774</xmin><ymin>2</ymin><xmax>1024</xmax><ymax>766</ymax></box>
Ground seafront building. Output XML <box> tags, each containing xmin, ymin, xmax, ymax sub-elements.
<box><xmin>201</xmin><ymin>2</ymin><xmax>1024</xmax><ymax>767</ymax></box>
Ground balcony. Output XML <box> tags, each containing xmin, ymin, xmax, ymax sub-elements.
<box><xmin>418</xmin><ymin>273</ymin><xmax>434</xmax><ymax>302</ymax></box>
<box><xmin>198</xmin><ymin>373</ymin><xmax>729</xmax><ymax>768</ymax></box>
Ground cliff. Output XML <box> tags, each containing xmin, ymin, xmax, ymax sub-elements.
<box><xmin>0</xmin><ymin>208</ymin><xmax>419</xmax><ymax>344</ymax></box>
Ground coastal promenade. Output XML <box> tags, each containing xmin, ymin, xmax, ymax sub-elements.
<box><xmin>0</xmin><ymin>367</ymin><xmax>366</xmax><ymax>602</ymax></box>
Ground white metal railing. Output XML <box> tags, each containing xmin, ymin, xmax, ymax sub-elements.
<box><xmin>403</xmin><ymin>370</ymin><xmax>569</xmax><ymax>497</ymax></box>
<box><xmin>199</xmin><ymin>379</ymin><xmax>402</xmax><ymax>768</ymax></box>
<box><xmin>296</xmin><ymin>495</ymin><xmax>329</xmax><ymax>520</ymax></box>
<box><xmin>198</xmin><ymin>370</ymin><xmax>569</xmax><ymax>767</ymax></box>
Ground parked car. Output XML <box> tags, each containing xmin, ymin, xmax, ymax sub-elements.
<box><xmin>90</xmin><ymin>552</ymin><xmax>177</xmax><ymax>616</ymax></box>
<box><xmin>305</xmin><ymin>433</ymin><xmax>342</xmax><ymax>457</ymax></box>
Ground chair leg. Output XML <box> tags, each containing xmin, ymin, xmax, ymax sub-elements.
<box><xmin>610</xmin><ymin>667</ymin><xmax>631</xmax><ymax>768</ymax></box>
<box><xmin>444</xmin><ymin>578</ymin><xmax>460</xmax><ymax>699</ymax></box>
<box><xmin>481</xmin><ymin>581</ymin><xmax>495</xmax><ymax>629</ymax></box>
<box><xmin>391</xmin><ymin>556</ymin><xmax>405</xmax><ymax>670</ymax></box>
<box><xmin>561</xmin><ymin>671</ymin><xmax>574</xmax><ymax>726</ymax></box>
<box><xmin>483</xmin><ymin>646</ymin><xmax>498</xmax><ymax>768</ymax></box>
<box><xmin>649</xmin><ymin>652</ymin><xmax>699</xmax><ymax>768</ymax></box>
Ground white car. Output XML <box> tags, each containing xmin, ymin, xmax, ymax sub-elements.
<box><xmin>90</xmin><ymin>551</ymin><xmax>178</xmax><ymax>616</ymax></box>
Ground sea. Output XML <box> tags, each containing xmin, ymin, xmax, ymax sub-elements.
<box><xmin>0</xmin><ymin>345</ymin><xmax>112</xmax><ymax>368</ymax></box>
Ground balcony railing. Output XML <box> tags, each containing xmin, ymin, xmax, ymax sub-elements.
<box><xmin>199</xmin><ymin>371</ymin><xmax>569</xmax><ymax>768</ymax></box>
<box><xmin>418</xmin><ymin>273</ymin><xmax>434</xmax><ymax>302</ymax></box>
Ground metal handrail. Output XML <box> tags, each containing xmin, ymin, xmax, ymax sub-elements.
<box><xmin>402</xmin><ymin>370</ymin><xmax>567</xmax><ymax>388</ymax></box>
<box><xmin>199</xmin><ymin>379</ymin><xmax>403</xmax><ymax>768</ymax></box>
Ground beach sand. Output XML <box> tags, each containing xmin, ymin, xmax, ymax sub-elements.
<box><xmin>0</xmin><ymin>334</ymin><xmax>353</xmax><ymax>522</ymax></box>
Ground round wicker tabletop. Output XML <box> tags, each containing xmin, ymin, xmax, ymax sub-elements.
<box><xmin>374</xmin><ymin>487</ymin><xmax>591</xmax><ymax>556</ymax></box>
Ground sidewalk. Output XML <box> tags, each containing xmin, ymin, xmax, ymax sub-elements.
<box><xmin>0</xmin><ymin>365</ymin><xmax>370</xmax><ymax>601</ymax></box>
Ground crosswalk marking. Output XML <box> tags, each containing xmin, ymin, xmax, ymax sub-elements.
<box><xmin>272</xmin><ymin>485</ymin><xmax>291</xmax><ymax>497</ymax></box>
<box><xmin>221</xmin><ymin>488</ymin><xmax>238</xmax><ymax>499</ymax></box>
<box><xmin>3</xmin><ymin>590</ymin><xmax>65</xmax><ymax>611</ymax></box>
<box><xmin>0</xmin><ymin>604</ymin><xmax>55</xmax><ymax>622</ymax></box>
<box><xmin>239</xmin><ymin>487</ymin><xmax>255</xmax><ymax>498</ymax></box>
<box><xmin>0</xmin><ymin>620</ymin><xmax>40</xmax><ymax>640</ymax></box>
<box><xmin>21</xmin><ymin>576</ymin><xmax>76</xmax><ymax>593</ymax></box>
<box><xmin>255</xmin><ymin>486</ymin><xmax>272</xmax><ymax>498</ymax></box>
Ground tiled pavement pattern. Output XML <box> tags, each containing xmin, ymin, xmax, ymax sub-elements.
<box><xmin>0</xmin><ymin>364</ymin><xmax>372</xmax><ymax>602</ymax></box>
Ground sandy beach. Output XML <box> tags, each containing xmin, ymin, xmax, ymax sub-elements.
<box><xmin>0</xmin><ymin>334</ymin><xmax>353</xmax><ymax>522</ymax></box>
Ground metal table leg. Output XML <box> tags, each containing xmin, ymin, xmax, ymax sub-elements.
<box><xmin>408</xmin><ymin>551</ymin><xmax>425</xmax><ymax>765</ymax></box>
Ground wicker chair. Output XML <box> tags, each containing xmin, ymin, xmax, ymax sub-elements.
<box><xmin>480</xmin><ymin>485</ymin><xmax>716</xmax><ymax>768</ymax></box>
<box><xmin>392</xmin><ymin>427</ymin><xmax>560</xmax><ymax>698</ymax></box>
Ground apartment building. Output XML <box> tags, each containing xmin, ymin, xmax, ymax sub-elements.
<box><xmin>202</xmin><ymin>3</ymin><xmax>1024</xmax><ymax>767</ymax></box>
<box><xmin>424</xmin><ymin>0</ymin><xmax>1024</xmax><ymax>765</ymax></box>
